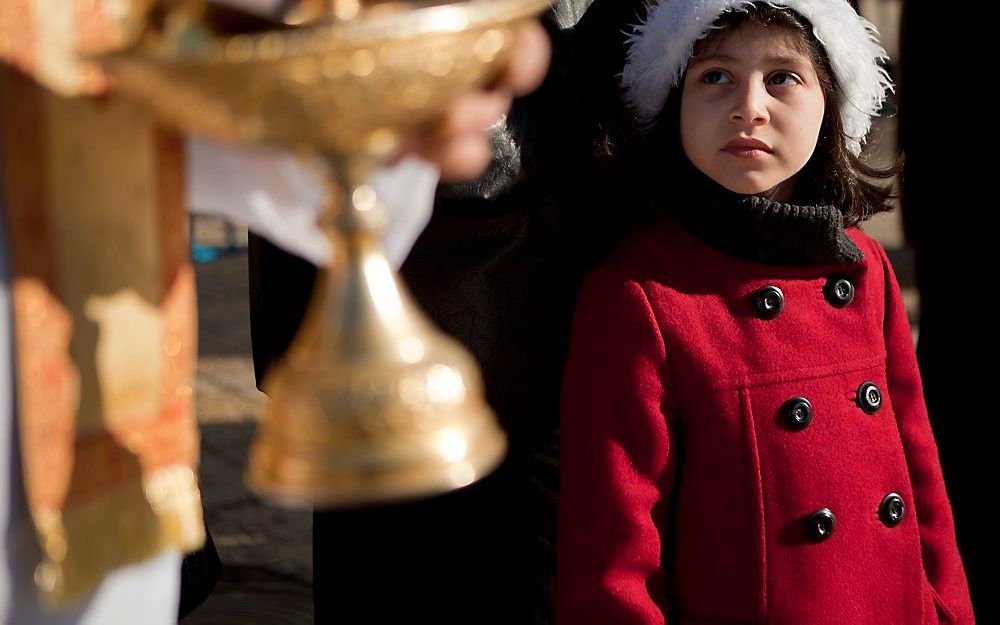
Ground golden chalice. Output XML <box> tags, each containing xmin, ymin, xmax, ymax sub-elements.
<box><xmin>97</xmin><ymin>0</ymin><xmax>548</xmax><ymax>507</ymax></box>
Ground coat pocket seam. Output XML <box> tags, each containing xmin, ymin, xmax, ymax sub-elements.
<box><xmin>926</xmin><ymin>576</ymin><xmax>958</xmax><ymax>623</ymax></box>
<box><xmin>739</xmin><ymin>388</ymin><xmax>768</xmax><ymax>622</ymax></box>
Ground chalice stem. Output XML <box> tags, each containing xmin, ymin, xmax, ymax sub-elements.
<box><xmin>246</xmin><ymin>151</ymin><xmax>506</xmax><ymax>507</ymax></box>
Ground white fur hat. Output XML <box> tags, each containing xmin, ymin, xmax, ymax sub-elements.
<box><xmin>621</xmin><ymin>0</ymin><xmax>893</xmax><ymax>156</ymax></box>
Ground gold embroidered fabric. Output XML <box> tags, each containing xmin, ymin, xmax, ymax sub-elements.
<box><xmin>1</xmin><ymin>6</ymin><xmax>205</xmax><ymax>603</ymax></box>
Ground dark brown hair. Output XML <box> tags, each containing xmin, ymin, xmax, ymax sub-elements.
<box><xmin>600</xmin><ymin>3</ymin><xmax>903</xmax><ymax>227</ymax></box>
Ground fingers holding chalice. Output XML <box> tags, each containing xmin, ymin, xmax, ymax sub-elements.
<box><xmin>405</xmin><ymin>19</ymin><xmax>551</xmax><ymax>181</ymax></box>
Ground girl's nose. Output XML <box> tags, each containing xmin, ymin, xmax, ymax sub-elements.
<box><xmin>729</xmin><ymin>81</ymin><xmax>769</xmax><ymax>125</ymax></box>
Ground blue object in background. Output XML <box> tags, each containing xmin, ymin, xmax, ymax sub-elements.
<box><xmin>190</xmin><ymin>216</ymin><xmax>247</xmax><ymax>263</ymax></box>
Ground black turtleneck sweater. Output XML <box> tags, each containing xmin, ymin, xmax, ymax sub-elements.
<box><xmin>656</xmin><ymin>168</ymin><xmax>865</xmax><ymax>267</ymax></box>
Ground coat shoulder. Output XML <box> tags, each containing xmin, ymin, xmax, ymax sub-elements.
<box><xmin>597</xmin><ymin>218</ymin><xmax>683</xmax><ymax>282</ymax></box>
<box><xmin>847</xmin><ymin>226</ymin><xmax>888</xmax><ymax>265</ymax></box>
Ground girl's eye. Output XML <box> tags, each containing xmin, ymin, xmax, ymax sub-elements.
<box><xmin>768</xmin><ymin>71</ymin><xmax>802</xmax><ymax>86</ymax></box>
<box><xmin>701</xmin><ymin>70</ymin><xmax>732</xmax><ymax>85</ymax></box>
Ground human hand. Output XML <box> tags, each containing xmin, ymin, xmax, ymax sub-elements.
<box><xmin>403</xmin><ymin>20</ymin><xmax>551</xmax><ymax>182</ymax></box>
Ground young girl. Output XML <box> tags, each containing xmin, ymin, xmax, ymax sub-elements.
<box><xmin>555</xmin><ymin>1</ymin><xmax>975</xmax><ymax>623</ymax></box>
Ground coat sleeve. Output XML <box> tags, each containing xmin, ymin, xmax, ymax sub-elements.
<box><xmin>876</xmin><ymin>242</ymin><xmax>975</xmax><ymax>623</ymax></box>
<box><xmin>555</xmin><ymin>266</ymin><xmax>675</xmax><ymax>625</ymax></box>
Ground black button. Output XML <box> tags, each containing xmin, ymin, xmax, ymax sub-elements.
<box><xmin>824</xmin><ymin>277</ymin><xmax>855</xmax><ymax>307</ymax></box>
<box><xmin>753</xmin><ymin>286</ymin><xmax>784</xmax><ymax>319</ymax></box>
<box><xmin>879</xmin><ymin>493</ymin><xmax>905</xmax><ymax>527</ymax></box>
<box><xmin>782</xmin><ymin>397</ymin><xmax>813</xmax><ymax>430</ymax></box>
<box><xmin>807</xmin><ymin>508</ymin><xmax>836</xmax><ymax>541</ymax></box>
<box><xmin>856</xmin><ymin>382</ymin><xmax>882</xmax><ymax>414</ymax></box>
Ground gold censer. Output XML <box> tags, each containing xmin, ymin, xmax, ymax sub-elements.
<box><xmin>98</xmin><ymin>0</ymin><xmax>549</xmax><ymax>507</ymax></box>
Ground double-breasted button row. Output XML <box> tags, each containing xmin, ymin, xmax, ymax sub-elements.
<box><xmin>780</xmin><ymin>383</ymin><xmax>880</xmax><ymax>428</ymax></box>
<box><xmin>751</xmin><ymin>277</ymin><xmax>856</xmax><ymax>320</ymax></box>
<box><xmin>780</xmin><ymin>383</ymin><xmax>881</xmax><ymax>430</ymax></box>
<box><xmin>805</xmin><ymin>493</ymin><xmax>906</xmax><ymax>542</ymax></box>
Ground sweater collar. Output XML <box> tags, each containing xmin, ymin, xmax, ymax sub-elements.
<box><xmin>660</xmin><ymin>173</ymin><xmax>864</xmax><ymax>267</ymax></box>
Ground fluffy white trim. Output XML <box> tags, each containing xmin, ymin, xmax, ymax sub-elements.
<box><xmin>621</xmin><ymin>0</ymin><xmax>893</xmax><ymax>156</ymax></box>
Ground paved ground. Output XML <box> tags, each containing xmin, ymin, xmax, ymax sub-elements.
<box><xmin>181</xmin><ymin>250</ymin><xmax>313</xmax><ymax>624</ymax></box>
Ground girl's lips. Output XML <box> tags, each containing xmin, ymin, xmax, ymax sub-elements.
<box><xmin>723</xmin><ymin>137</ymin><xmax>772</xmax><ymax>152</ymax></box>
<box><xmin>722</xmin><ymin>147</ymin><xmax>771</xmax><ymax>160</ymax></box>
<box><xmin>721</xmin><ymin>137</ymin><xmax>773</xmax><ymax>160</ymax></box>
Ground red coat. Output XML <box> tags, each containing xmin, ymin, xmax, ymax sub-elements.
<box><xmin>555</xmin><ymin>217</ymin><xmax>974</xmax><ymax>624</ymax></box>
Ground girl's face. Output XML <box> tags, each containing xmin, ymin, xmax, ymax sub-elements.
<box><xmin>679</xmin><ymin>22</ymin><xmax>825</xmax><ymax>202</ymax></box>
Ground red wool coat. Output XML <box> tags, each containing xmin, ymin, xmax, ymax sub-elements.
<box><xmin>555</xmin><ymin>217</ymin><xmax>974</xmax><ymax>624</ymax></box>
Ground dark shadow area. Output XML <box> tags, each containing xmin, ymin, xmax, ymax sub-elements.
<box><xmin>179</xmin><ymin>565</ymin><xmax>312</xmax><ymax>625</ymax></box>
<box><xmin>189</xmin><ymin>420</ymin><xmax>312</xmax><ymax>625</ymax></box>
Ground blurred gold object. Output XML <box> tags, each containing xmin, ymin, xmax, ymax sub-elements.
<box><xmin>97</xmin><ymin>0</ymin><xmax>548</xmax><ymax>507</ymax></box>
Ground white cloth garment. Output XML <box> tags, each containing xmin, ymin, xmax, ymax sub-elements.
<box><xmin>186</xmin><ymin>139</ymin><xmax>440</xmax><ymax>268</ymax></box>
